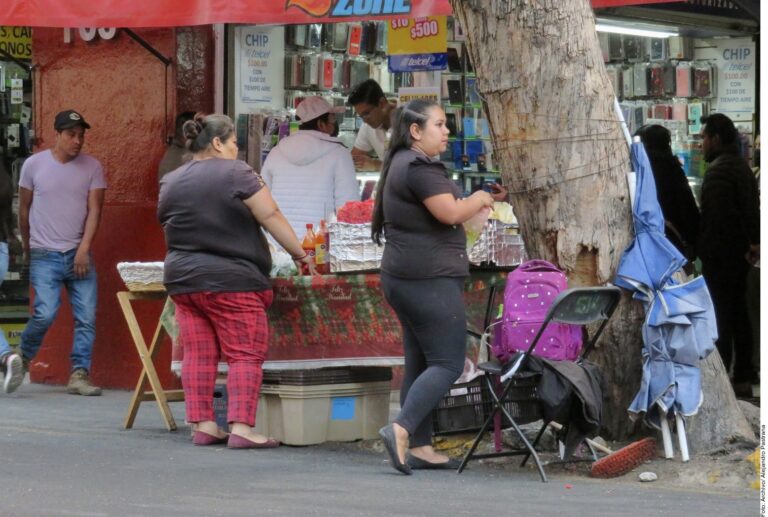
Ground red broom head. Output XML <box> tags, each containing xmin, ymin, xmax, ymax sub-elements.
<box><xmin>590</xmin><ymin>437</ymin><xmax>658</xmax><ymax>479</ymax></box>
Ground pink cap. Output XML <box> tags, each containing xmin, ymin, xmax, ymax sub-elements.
<box><xmin>295</xmin><ymin>96</ymin><xmax>345</xmax><ymax>122</ymax></box>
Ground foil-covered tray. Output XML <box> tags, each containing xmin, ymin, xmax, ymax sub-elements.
<box><xmin>468</xmin><ymin>220</ymin><xmax>527</xmax><ymax>267</ymax></box>
<box><xmin>328</xmin><ymin>222</ymin><xmax>384</xmax><ymax>272</ymax></box>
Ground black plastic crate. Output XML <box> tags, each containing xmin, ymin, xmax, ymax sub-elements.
<box><xmin>431</xmin><ymin>378</ymin><xmax>487</xmax><ymax>435</ymax></box>
<box><xmin>262</xmin><ymin>366</ymin><xmax>392</xmax><ymax>386</ymax></box>
<box><xmin>431</xmin><ymin>372</ymin><xmax>543</xmax><ymax>436</ymax></box>
<box><xmin>485</xmin><ymin>371</ymin><xmax>543</xmax><ymax>426</ymax></box>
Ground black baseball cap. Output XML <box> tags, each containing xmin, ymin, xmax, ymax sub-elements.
<box><xmin>54</xmin><ymin>110</ymin><xmax>91</xmax><ymax>131</ymax></box>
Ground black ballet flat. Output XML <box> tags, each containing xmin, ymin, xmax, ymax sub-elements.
<box><xmin>378</xmin><ymin>424</ymin><xmax>412</xmax><ymax>475</ymax></box>
<box><xmin>407</xmin><ymin>455</ymin><xmax>461</xmax><ymax>470</ymax></box>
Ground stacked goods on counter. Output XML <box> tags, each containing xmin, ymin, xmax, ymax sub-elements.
<box><xmin>116</xmin><ymin>262</ymin><xmax>165</xmax><ymax>291</ymax></box>
<box><xmin>328</xmin><ymin>199</ymin><xmax>382</xmax><ymax>272</ymax></box>
<box><xmin>467</xmin><ymin>202</ymin><xmax>527</xmax><ymax>267</ymax></box>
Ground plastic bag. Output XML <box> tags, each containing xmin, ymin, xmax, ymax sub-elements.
<box><xmin>464</xmin><ymin>207</ymin><xmax>490</xmax><ymax>252</ymax></box>
<box><xmin>489</xmin><ymin>202</ymin><xmax>517</xmax><ymax>225</ymax></box>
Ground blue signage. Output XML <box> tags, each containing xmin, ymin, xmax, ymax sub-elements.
<box><xmin>388</xmin><ymin>53</ymin><xmax>447</xmax><ymax>72</ymax></box>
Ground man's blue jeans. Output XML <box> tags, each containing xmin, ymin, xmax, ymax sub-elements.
<box><xmin>20</xmin><ymin>248</ymin><xmax>98</xmax><ymax>372</ymax></box>
<box><xmin>0</xmin><ymin>242</ymin><xmax>10</xmax><ymax>360</ymax></box>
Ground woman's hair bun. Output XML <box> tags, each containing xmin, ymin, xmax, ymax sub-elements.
<box><xmin>182</xmin><ymin>119</ymin><xmax>202</xmax><ymax>143</ymax></box>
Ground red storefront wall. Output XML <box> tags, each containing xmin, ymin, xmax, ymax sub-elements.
<box><xmin>28</xmin><ymin>27</ymin><xmax>214</xmax><ymax>388</ymax></box>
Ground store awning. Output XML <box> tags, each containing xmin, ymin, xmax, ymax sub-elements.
<box><xmin>4</xmin><ymin>0</ymin><xmax>454</xmax><ymax>27</ymax></box>
<box><xmin>4</xmin><ymin>0</ymin><xmax>686</xmax><ymax>28</ymax></box>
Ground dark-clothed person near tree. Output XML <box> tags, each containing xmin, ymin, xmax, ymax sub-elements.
<box><xmin>373</xmin><ymin>100</ymin><xmax>506</xmax><ymax>474</ymax></box>
<box><xmin>697</xmin><ymin>113</ymin><xmax>760</xmax><ymax>398</ymax></box>
<box><xmin>634</xmin><ymin>124</ymin><xmax>700</xmax><ymax>263</ymax></box>
<box><xmin>158</xmin><ymin>114</ymin><xmax>314</xmax><ymax>449</ymax></box>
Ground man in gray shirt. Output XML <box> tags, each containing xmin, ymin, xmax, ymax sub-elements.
<box><xmin>18</xmin><ymin>109</ymin><xmax>106</xmax><ymax>396</ymax></box>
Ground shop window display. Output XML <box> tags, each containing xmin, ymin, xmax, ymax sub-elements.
<box><xmin>0</xmin><ymin>57</ymin><xmax>32</xmax><ymax>342</ymax></box>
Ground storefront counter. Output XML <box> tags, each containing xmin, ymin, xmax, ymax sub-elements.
<box><xmin>167</xmin><ymin>268</ymin><xmax>511</xmax><ymax>372</ymax></box>
<box><xmin>121</xmin><ymin>267</ymin><xmax>511</xmax><ymax>431</ymax></box>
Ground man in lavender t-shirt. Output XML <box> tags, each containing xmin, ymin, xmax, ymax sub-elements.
<box><xmin>17</xmin><ymin>109</ymin><xmax>106</xmax><ymax>396</ymax></box>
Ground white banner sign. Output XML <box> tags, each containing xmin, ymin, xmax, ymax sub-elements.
<box><xmin>695</xmin><ymin>37</ymin><xmax>755</xmax><ymax>122</ymax></box>
<box><xmin>236</xmin><ymin>25</ymin><xmax>284</xmax><ymax>107</ymax></box>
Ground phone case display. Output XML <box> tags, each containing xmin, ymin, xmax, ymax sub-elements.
<box><xmin>662</xmin><ymin>65</ymin><xmax>676</xmax><ymax>96</ymax></box>
<box><xmin>632</xmin><ymin>63</ymin><xmax>648</xmax><ymax>96</ymax></box>
<box><xmin>687</xmin><ymin>101</ymin><xmax>708</xmax><ymax>134</ymax></box>
<box><xmin>603</xmin><ymin>31</ymin><xmax>736</xmax><ymax>146</ymax></box>
<box><xmin>675</xmin><ymin>63</ymin><xmax>692</xmax><ymax>97</ymax></box>
<box><xmin>446</xmin><ymin>78</ymin><xmax>463</xmax><ymax>104</ymax></box>
<box><xmin>347</xmin><ymin>23</ymin><xmax>363</xmax><ymax>56</ymax></box>
<box><xmin>320</xmin><ymin>55</ymin><xmax>335</xmax><ymax>90</ymax></box>
<box><xmin>375</xmin><ymin>21</ymin><xmax>387</xmax><ymax>53</ymax></box>
<box><xmin>446</xmin><ymin>43</ymin><xmax>462</xmax><ymax>72</ymax></box>
<box><xmin>444</xmin><ymin>108</ymin><xmax>460</xmax><ymax>136</ymax></box>
<box><xmin>439</xmin><ymin>32</ymin><xmax>498</xmax><ymax>188</ymax></box>
<box><xmin>648</xmin><ymin>65</ymin><xmax>664</xmax><ymax>97</ymax></box>
<box><xmin>622</xmin><ymin>67</ymin><xmax>634</xmax><ymax>98</ymax></box>
<box><xmin>672</xmin><ymin>102</ymin><xmax>688</xmax><ymax>121</ymax></box>
<box><xmin>693</xmin><ymin>65</ymin><xmax>714</xmax><ymax>98</ymax></box>
<box><xmin>608</xmin><ymin>34</ymin><xmax>624</xmax><ymax>61</ymax></box>
<box><xmin>284</xmin><ymin>21</ymin><xmax>390</xmax><ymax>95</ymax></box>
<box><xmin>668</xmin><ymin>37</ymin><xmax>693</xmax><ymax>60</ymax></box>
<box><xmin>623</xmin><ymin>36</ymin><xmax>645</xmax><ymax>62</ymax></box>
<box><xmin>652</xmin><ymin>104</ymin><xmax>672</xmax><ymax>120</ymax></box>
<box><xmin>648</xmin><ymin>39</ymin><xmax>667</xmax><ymax>61</ymax></box>
<box><xmin>464</xmin><ymin>77</ymin><xmax>481</xmax><ymax>105</ymax></box>
<box><xmin>331</xmin><ymin>23</ymin><xmax>349</xmax><ymax>51</ymax></box>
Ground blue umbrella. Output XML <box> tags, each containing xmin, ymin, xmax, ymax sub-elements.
<box><xmin>615</xmin><ymin>142</ymin><xmax>717</xmax><ymax>431</ymax></box>
<box><xmin>615</xmin><ymin>142</ymin><xmax>686</xmax><ymax>295</ymax></box>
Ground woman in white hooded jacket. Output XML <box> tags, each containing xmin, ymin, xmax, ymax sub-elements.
<box><xmin>261</xmin><ymin>97</ymin><xmax>359</xmax><ymax>237</ymax></box>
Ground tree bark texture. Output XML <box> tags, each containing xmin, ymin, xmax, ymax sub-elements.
<box><xmin>450</xmin><ymin>0</ymin><xmax>754</xmax><ymax>446</ymax></box>
<box><xmin>686</xmin><ymin>352</ymin><xmax>756</xmax><ymax>452</ymax></box>
<box><xmin>450</xmin><ymin>0</ymin><xmax>642</xmax><ymax>439</ymax></box>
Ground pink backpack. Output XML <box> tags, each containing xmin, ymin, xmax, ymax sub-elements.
<box><xmin>492</xmin><ymin>259</ymin><xmax>582</xmax><ymax>362</ymax></box>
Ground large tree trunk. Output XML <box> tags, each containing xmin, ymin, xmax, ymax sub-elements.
<box><xmin>687</xmin><ymin>352</ymin><xmax>756</xmax><ymax>451</ymax></box>
<box><xmin>450</xmin><ymin>0</ymin><xmax>752</xmax><ymax>443</ymax></box>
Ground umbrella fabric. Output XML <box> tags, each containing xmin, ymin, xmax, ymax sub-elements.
<box><xmin>615</xmin><ymin>143</ymin><xmax>717</xmax><ymax>429</ymax></box>
<box><xmin>615</xmin><ymin>143</ymin><xmax>686</xmax><ymax>295</ymax></box>
<box><xmin>629</xmin><ymin>276</ymin><xmax>718</xmax><ymax>428</ymax></box>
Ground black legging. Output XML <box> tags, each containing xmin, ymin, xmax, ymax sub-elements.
<box><xmin>381</xmin><ymin>273</ymin><xmax>466</xmax><ymax>448</ymax></box>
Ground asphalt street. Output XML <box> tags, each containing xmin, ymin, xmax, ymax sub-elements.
<box><xmin>0</xmin><ymin>384</ymin><xmax>758</xmax><ymax>517</ymax></box>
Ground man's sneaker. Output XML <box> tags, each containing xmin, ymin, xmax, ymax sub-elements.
<box><xmin>67</xmin><ymin>368</ymin><xmax>102</xmax><ymax>396</ymax></box>
<box><xmin>3</xmin><ymin>354</ymin><xmax>24</xmax><ymax>394</ymax></box>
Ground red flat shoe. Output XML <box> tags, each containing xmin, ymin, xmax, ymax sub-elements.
<box><xmin>227</xmin><ymin>433</ymin><xmax>280</xmax><ymax>449</ymax></box>
<box><xmin>192</xmin><ymin>430</ymin><xmax>229</xmax><ymax>446</ymax></box>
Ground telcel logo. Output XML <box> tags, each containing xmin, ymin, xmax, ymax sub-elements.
<box><xmin>287</xmin><ymin>0</ymin><xmax>412</xmax><ymax>18</ymax></box>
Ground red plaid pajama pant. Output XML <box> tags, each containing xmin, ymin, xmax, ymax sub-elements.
<box><xmin>172</xmin><ymin>290</ymin><xmax>274</xmax><ymax>426</ymax></box>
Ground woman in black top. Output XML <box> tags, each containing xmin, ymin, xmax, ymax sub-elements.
<box><xmin>159</xmin><ymin>114</ymin><xmax>313</xmax><ymax>449</ymax></box>
<box><xmin>372</xmin><ymin>100</ymin><xmax>506</xmax><ymax>474</ymax></box>
<box><xmin>634</xmin><ymin>124</ymin><xmax>700</xmax><ymax>263</ymax></box>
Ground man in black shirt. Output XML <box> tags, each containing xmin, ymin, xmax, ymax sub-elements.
<box><xmin>698</xmin><ymin>114</ymin><xmax>760</xmax><ymax>397</ymax></box>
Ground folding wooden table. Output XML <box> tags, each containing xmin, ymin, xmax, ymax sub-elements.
<box><xmin>117</xmin><ymin>290</ymin><xmax>184</xmax><ymax>431</ymax></box>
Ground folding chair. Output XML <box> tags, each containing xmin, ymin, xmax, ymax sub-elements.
<box><xmin>457</xmin><ymin>286</ymin><xmax>622</xmax><ymax>482</ymax></box>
